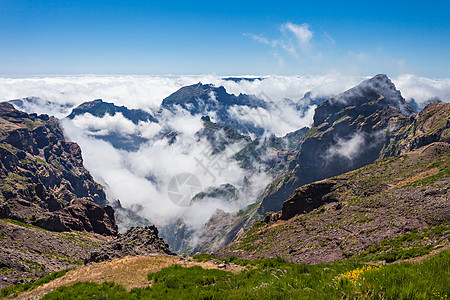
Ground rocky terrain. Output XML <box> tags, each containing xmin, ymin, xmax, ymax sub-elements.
<box><xmin>218</xmin><ymin>142</ymin><xmax>449</xmax><ymax>263</ymax></box>
<box><xmin>258</xmin><ymin>75</ymin><xmax>449</xmax><ymax>214</ymax></box>
<box><xmin>0</xmin><ymin>220</ymin><xmax>171</xmax><ymax>289</ymax></box>
<box><xmin>86</xmin><ymin>225</ymin><xmax>172</xmax><ymax>264</ymax></box>
<box><xmin>0</xmin><ymin>102</ymin><xmax>116</xmax><ymax>235</ymax></box>
<box><xmin>182</xmin><ymin>76</ymin><xmax>450</xmax><ymax>255</ymax></box>
<box><xmin>0</xmin><ymin>103</ymin><xmax>171</xmax><ymax>288</ymax></box>
<box><xmin>0</xmin><ymin>219</ymin><xmax>108</xmax><ymax>288</ymax></box>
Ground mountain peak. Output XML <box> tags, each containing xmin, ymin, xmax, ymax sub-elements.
<box><xmin>313</xmin><ymin>74</ymin><xmax>412</xmax><ymax>126</ymax></box>
<box><xmin>331</xmin><ymin>74</ymin><xmax>402</xmax><ymax>106</ymax></box>
<box><xmin>67</xmin><ymin>99</ymin><xmax>157</xmax><ymax>124</ymax></box>
<box><xmin>161</xmin><ymin>83</ymin><xmax>217</xmax><ymax>107</ymax></box>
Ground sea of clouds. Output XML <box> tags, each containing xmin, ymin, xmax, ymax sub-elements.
<box><xmin>1</xmin><ymin>74</ymin><xmax>449</xmax><ymax>245</ymax></box>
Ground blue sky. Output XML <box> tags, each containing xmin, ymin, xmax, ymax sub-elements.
<box><xmin>1</xmin><ymin>0</ymin><xmax>449</xmax><ymax>76</ymax></box>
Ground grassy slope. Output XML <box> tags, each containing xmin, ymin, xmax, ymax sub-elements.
<box><xmin>218</xmin><ymin>142</ymin><xmax>450</xmax><ymax>263</ymax></box>
<box><xmin>40</xmin><ymin>250</ymin><xmax>449</xmax><ymax>299</ymax></box>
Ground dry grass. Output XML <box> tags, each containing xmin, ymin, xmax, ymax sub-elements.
<box><xmin>17</xmin><ymin>254</ymin><xmax>245</xmax><ymax>299</ymax></box>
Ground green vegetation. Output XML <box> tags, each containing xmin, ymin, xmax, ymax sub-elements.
<box><xmin>302</xmin><ymin>126</ymin><xmax>318</xmax><ymax>139</ymax></box>
<box><xmin>25</xmin><ymin>259</ymin><xmax>46</xmax><ymax>273</ymax></box>
<box><xmin>35</xmin><ymin>157</ymin><xmax>47</xmax><ymax>165</ymax></box>
<box><xmin>42</xmin><ymin>251</ymin><xmax>449</xmax><ymax>299</ymax></box>
<box><xmin>23</xmin><ymin>118</ymin><xmax>45</xmax><ymax>130</ymax></box>
<box><xmin>0</xmin><ymin>143</ymin><xmax>15</xmax><ymax>154</ymax></box>
<box><xmin>0</xmin><ymin>268</ymin><xmax>72</xmax><ymax>298</ymax></box>
<box><xmin>360</xmin><ymin>222</ymin><xmax>450</xmax><ymax>263</ymax></box>
<box><xmin>403</xmin><ymin>154</ymin><xmax>450</xmax><ymax>188</ymax></box>
<box><xmin>41</xmin><ymin>282</ymin><xmax>130</xmax><ymax>300</ymax></box>
<box><xmin>2</xmin><ymin>218</ymin><xmax>42</xmax><ymax>230</ymax></box>
<box><xmin>237</xmin><ymin>201</ymin><xmax>260</xmax><ymax>217</ymax></box>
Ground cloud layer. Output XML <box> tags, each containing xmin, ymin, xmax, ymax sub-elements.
<box><xmin>1</xmin><ymin>74</ymin><xmax>448</xmax><ymax>114</ymax></box>
<box><xmin>1</xmin><ymin>74</ymin><xmax>449</xmax><ymax>248</ymax></box>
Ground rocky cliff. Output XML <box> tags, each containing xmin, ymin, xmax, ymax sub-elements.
<box><xmin>0</xmin><ymin>103</ymin><xmax>172</xmax><ymax>288</ymax></box>
<box><xmin>258</xmin><ymin>75</ymin><xmax>448</xmax><ymax>213</ymax></box>
<box><xmin>0</xmin><ymin>102</ymin><xmax>117</xmax><ymax>235</ymax></box>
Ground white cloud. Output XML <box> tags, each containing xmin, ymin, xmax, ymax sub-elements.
<box><xmin>282</xmin><ymin>22</ymin><xmax>313</xmax><ymax>54</ymax></box>
<box><xmin>324</xmin><ymin>32</ymin><xmax>335</xmax><ymax>45</ymax></box>
<box><xmin>326</xmin><ymin>132</ymin><xmax>365</xmax><ymax>160</ymax></box>
<box><xmin>243</xmin><ymin>33</ymin><xmax>278</xmax><ymax>47</ymax></box>
<box><xmin>61</xmin><ymin>104</ymin><xmax>270</xmax><ymax>233</ymax></box>
<box><xmin>393</xmin><ymin>74</ymin><xmax>450</xmax><ymax>105</ymax></box>
<box><xmin>244</xmin><ymin>22</ymin><xmax>316</xmax><ymax>58</ymax></box>
<box><xmin>71</xmin><ymin>112</ymin><xmax>159</xmax><ymax>137</ymax></box>
<box><xmin>2</xmin><ymin>74</ymin><xmax>447</xmax><ymax>116</ymax></box>
<box><xmin>227</xmin><ymin>102</ymin><xmax>316</xmax><ymax>137</ymax></box>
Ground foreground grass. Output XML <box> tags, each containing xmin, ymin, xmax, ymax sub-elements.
<box><xmin>42</xmin><ymin>251</ymin><xmax>449</xmax><ymax>299</ymax></box>
<box><xmin>0</xmin><ymin>268</ymin><xmax>72</xmax><ymax>298</ymax></box>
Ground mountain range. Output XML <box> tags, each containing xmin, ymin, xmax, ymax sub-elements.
<box><xmin>0</xmin><ymin>74</ymin><xmax>449</xmax><ymax>297</ymax></box>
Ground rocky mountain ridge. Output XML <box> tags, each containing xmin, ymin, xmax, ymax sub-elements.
<box><xmin>67</xmin><ymin>99</ymin><xmax>158</xmax><ymax>124</ymax></box>
<box><xmin>4</xmin><ymin>75</ymin><xmax>448</xmax><ymax>259</ymax></box>
<box><xmin>258</xmin><ymin>75</ymin><xmax>447</xmax><ymax>214</ymax></box>
<box><xmin>0</xmin><ymin>102</ymin><xmax>118</xmax><ymax>235</ymax></box>
<box><xmin>182</xmin><ymin>76</ymin><xmax>449</xmax><ymax>255</ymax></box>
<box><xmin>0</xmin><ymin>103</ymin><xmax>172</xmax><ymax>289</ymax></box>
<box><xmin>161</xmin><ymin>82</ymin><xmax>270</xmax><ymax>136</ymax></box>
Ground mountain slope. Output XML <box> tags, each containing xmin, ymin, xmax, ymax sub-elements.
<box><xmin>0</xmin><ymin>102</ymin><xmax>117</xmax><ymax>235</ymax></box>
<box><xmin>218</xmin><ymin>142</ymin><xmax>450</xmax><ymax>263</ymax></box>
<box><xmin>258</xmin><ymin>75</ymin><xmax>448</xmax><ymax>214</ymax></box>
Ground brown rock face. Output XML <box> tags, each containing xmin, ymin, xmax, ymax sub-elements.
<box><xmin>0</xmin><ymin>102</ymin><xmax>117</xmax><ymax>236</ymax></box>
<box><xmin>281</xmin><ymin>180</ymin><xmax>338</xmax><ymax>220</ymax></box>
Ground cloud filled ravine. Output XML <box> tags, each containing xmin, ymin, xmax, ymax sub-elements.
<box><xmin>1</xmin><ymin>74</ymin><xmax>449</xmax><ymax>251</ymax></box>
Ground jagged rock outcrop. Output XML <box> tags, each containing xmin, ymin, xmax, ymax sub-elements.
<box><xmin>0</xmin><ymin>102</ymin><xmax>117</xmax><ymax>235</ymax></box>
<box><xmin>280</xmin><ymin>180</ymin><xmax>339</xmax><ymax>220</ymax></box>
<box><xmin>381</xmin><ymin>100</ymin><xmax>450</xmax><ymax>156</ymax></box>
<box><xmin>258</xmin><ymin>75</ymin><xmax>448</xmax><ymax>214</ymax></box>
<box><xmin>86</xmin><ymin>226</ymin><xmax>172</xmax><ymax>263</ymax></box>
